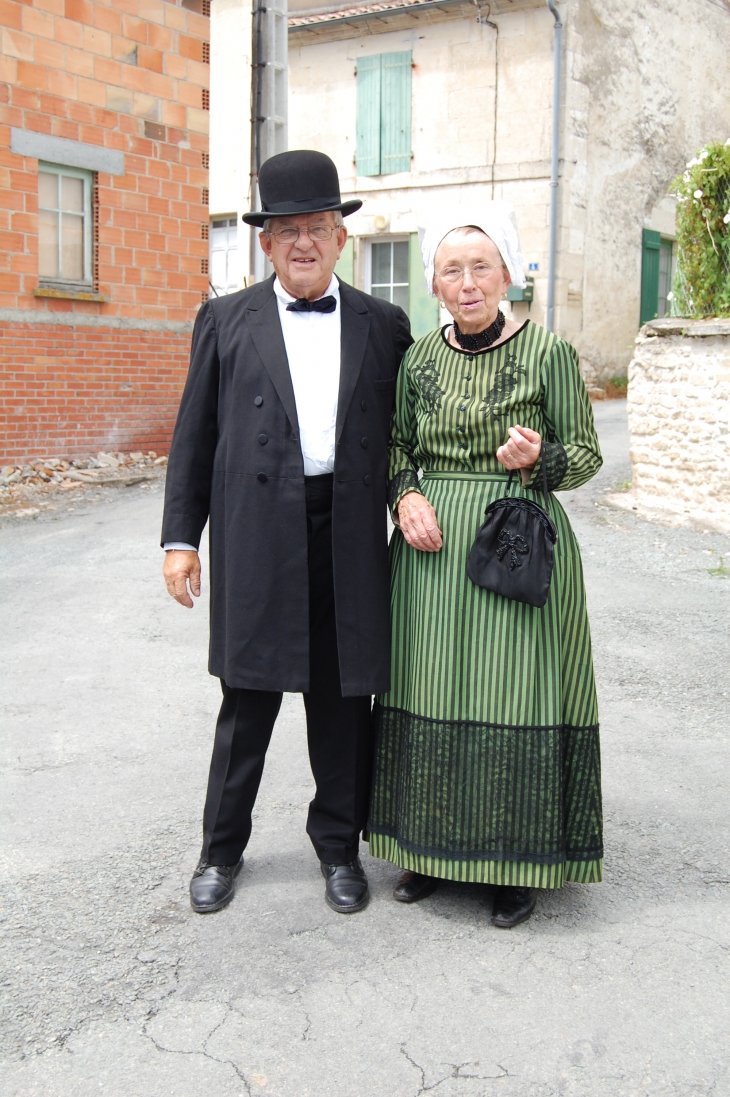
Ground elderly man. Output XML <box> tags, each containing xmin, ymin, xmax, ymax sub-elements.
<box><xmin>161</xmin><ymin>150</ymin><xmax>412</xmax><ymax>915</ymax></box>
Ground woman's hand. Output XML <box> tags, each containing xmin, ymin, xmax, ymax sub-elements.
<box><xmin>397</xmin><ymin>491</ymin><xmax>443</xmax><ymax>552</ymax></box>
<box><xmin>496</xmin><ymin>425</ymin><xmax>542</xmax><ymax>471</ymax></box>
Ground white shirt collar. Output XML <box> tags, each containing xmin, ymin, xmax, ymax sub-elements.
<box><xmin>273</xmin><ymin>274</ymin><xmax>340</xmax><ymax>307</ymax></box>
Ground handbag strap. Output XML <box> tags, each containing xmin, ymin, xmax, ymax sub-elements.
<box><xmin>507</xmin><ymin>457</ymin><xmax>551</xmax><ymax>512</ymax></box>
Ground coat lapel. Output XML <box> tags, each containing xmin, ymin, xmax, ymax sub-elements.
<box><xmin>245</xmin><ymin>276</ymin><xmax>300</xmax><ymax>435</ymax></box>
<box><xmin>336</xmin><ymin>281</ymin><xmax>371</xmax><ymax>443</ymax></box>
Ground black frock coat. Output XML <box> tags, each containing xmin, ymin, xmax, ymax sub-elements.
<box><xmin>161</xmin><ymin>276</ymin><xmax>412</xmax><ymax>697</ymax></box>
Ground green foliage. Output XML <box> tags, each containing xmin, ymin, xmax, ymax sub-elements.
<box><xmin>671</xmin><ymin>141</ymin><xmax>730</xmax><ymax>318</ymax></box>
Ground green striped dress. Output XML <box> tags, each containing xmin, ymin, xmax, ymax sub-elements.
<box><xmin>366</xmin><ymin>321</ymin><xmax>604</xmax><ymax>888</ymax></box>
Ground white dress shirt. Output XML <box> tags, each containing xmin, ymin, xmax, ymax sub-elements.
<box><xmin>273</xmin><ymin>273</ymin><xmax>341</xmax><ymax>476</ymax></box>
<box><xmin>164</xmin><ymin>274</ymin><xmax>341</xmax><ymax>551</ymax></box>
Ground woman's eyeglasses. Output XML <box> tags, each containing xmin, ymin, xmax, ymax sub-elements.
<box><xmin>436</xmin><ymin>263</ymin><xmax>502</xmax><ymax>283</ymax></box>
<box><xmin>266</xmin><ymin>226</ymin><xmax>337</xmax><ymax>244</ymax></box>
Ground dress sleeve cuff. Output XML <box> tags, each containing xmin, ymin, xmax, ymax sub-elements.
<box><xmin>521</xmin><ymin>441</ymin><xmax>568</xmax><ymax>492</ymax></box>
<box><xmin>387</xmin><ymin>468</ymin><xmax>421</xmax><ymax>522</ymax></box>
<box><xmin>163</xmin><ymin>542</ymin><xmax>198</xmax><ymax>551</ymax></box>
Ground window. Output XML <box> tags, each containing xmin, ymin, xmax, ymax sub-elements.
<box><xmin>369</xmin><ymin>239</ymin><xmax>409</xmax><ymax>310</ymax></box>
<box><xmin>640</xmin><ymin>228</ymin><xmax>676</xmax><ymax>323</ymax></box>
<box><xmin>38</xmin><ymin>163</ymin><xmax>93</xmax><ymax>285</ymax></box>
<box><xmin>657</xmin><ymin>239</ymin><xmax>676</xmax><ymax>318</ymax></box>
<box><xmin>210</xmin><ymin>217</ymin><xmax>239</xmax><ymax>295</ymax></box>
<box><xmin>363</xmin><ymin>234</ymin><xmax>439</xmax><ymax>338</ymax></box>
<box><xmin>356</xmin><ymin>52</ymin><xmax>411</xmax><ymax>177</ymax></box>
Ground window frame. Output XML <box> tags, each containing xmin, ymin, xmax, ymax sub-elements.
<box><xmin>37</xmin><ymin>161</ymin><xmax>93</xmax><ymax>287</ymax></box>
<box><xmin>657</xmin><ymin>236</ymin><xmax>677</xmax><ymax>319</ymax></box>
<box><xmin>209</xmin><ymin>214</ymin><xmax>240</xmax><ymax>296</ymax></box>
<box><xmin>365</xmin><ymin>235</ymin><xmax>410</xmax><ymax>310</ymax></box>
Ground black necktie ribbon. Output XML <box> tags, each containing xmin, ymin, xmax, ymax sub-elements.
<box><xmin>286</xmin><ymin>295</ymin><xmax>337</xmax><ymax>314</ymax></box>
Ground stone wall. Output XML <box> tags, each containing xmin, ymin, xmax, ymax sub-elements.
<box><xmin>627</xmin><ymin>318</ymin><xmax>730</xmax><ymax>533</ymax></box>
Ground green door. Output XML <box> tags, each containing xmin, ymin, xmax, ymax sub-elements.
<box><xmin>640</xmin><ymin>228</ymin><xmax>661</xmax><ymax>325</ymax></box>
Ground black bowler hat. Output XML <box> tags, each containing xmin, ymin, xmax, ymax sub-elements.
<box><xmin>241</xmin><ymin>150</ymin><xmax>362</xmax><ymax>227</ymax></box>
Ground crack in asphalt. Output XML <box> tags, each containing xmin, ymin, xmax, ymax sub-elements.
<box><xmin>142</xmin><ymin>1022</ymin><xmax>253</xmax><ymax>1095</ymax></box>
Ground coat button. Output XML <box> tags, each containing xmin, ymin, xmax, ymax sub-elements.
<box><xmin>258</xmin><ymin>434</ymin><xmax>268</xmax><ymax>445</ymax></box>
<box><xmin>363</xmin><ymin>474</ymin><xmax>372</xmax><ymax>486</ymax></box>
<box><xmin>361</xmin><ymin>400</ymin><xmax>367</xmax><ymax>412</ymax></box>
<box><xmin>254</xmin><ymin>396</ymin><xmax>263</xmax><ymax>406</ymax></box>
<box><xmin>360</xmin><ymin>436</ymin><xmax>369</xmax><ymax>449</ymax></box>
<box><xmin>257</xmin><ymin>473</ymin><xmax>267</xmax><ymax>483</ymax></box>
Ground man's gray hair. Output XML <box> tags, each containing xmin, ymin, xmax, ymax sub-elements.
<box><xmin>262</xmin><ymin>210</ymin><xmax>344</xmax><ymax>233</ymax></box>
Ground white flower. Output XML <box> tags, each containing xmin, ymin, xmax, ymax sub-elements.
<box><xmin>725</xmin><ymin>137</ymin><xmax>730</xmax><ymax>146</ymax></box>
<box><xmin>724</xmin><ymin>213</ymin><xmax>730</xmax><ymax>224</ymax></box>
<box><xmin>694</xmin><ymin>189</ymin><xmax>703</xmax><ymax>198</ymax></box>
<box><xmin>667</xmin><ymin>291</ymin><xmax>674</xmax><ymax>301</ymax></box>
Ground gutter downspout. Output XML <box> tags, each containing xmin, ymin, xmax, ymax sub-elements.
<box><xmin>546</xmin><ymin>0</ymin><xmax>562</xmax><ymax>333</ymax></box>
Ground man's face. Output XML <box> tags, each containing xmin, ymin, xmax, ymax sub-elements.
<box><xmin>259</xmin><ymin>211</ymin><xmax>347</xmax><ymax>300</ymax></box>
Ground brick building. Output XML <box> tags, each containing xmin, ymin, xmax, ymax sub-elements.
<box><xmin>0</xmin><ymin>0</ymin><xmax>210</xmax><ymax>463</ymax></box>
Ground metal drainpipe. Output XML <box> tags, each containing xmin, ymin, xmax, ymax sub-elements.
<box><xmin>546</xmin><ymin>0</ymin><xmax>562</xmax><ymax>333</ymax></box>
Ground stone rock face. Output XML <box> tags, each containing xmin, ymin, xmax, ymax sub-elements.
<box><xmin>627</xmin><ymin>318</ymin><xmax>730</xmax><ymax>532</ymax></box>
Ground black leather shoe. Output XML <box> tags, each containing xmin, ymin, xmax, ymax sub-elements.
<box><xmin>491</xmin><ymin>886</ymin><xmax>536</xmax><ymax>929</ymax></box>
<box><xmin>393</xmin><ymin>871</ymin><xmax>439</xmax><ymax>904</ymax></box>
<box><xmin>321</xmin><ymin>857</ymin><xmax>369</xmax><ymax>913</ymax></box>
<box><xmin>189</xmin><ymin>857</ymin><xmax>243</xmax><ymax>914</ymax></box>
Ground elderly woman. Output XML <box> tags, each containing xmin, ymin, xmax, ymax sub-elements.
<box><xmin>366</xmin><ymin>204</ymin><xmax>603</xmax><ymax>928</ymax></box>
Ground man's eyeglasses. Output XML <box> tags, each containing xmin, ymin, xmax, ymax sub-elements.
<box><xmin>266</xmin><ymin>226</ymin><xmax>337</xmax><ymax>244</ymax></box>
<box><xmin>436</xmin><ymin>263</ymin><xmax>502</xmax><ymax>283</ymax></box>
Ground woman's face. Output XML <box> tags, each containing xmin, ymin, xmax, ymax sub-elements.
<box><xmin>433</xmin><ymin>231</ymin><xmax>511</xmax><ymax>332</ymax></box>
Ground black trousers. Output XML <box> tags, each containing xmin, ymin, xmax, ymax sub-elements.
<box><xmin>201</xmin><ymin>474</ymin><xmax>374</xmax><ymax>867</ymax></box>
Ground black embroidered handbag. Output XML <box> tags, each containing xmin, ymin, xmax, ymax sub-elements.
<box><xmin>466</xmin><ymin>459</ymin><xmax>558</xmax><ymax>608</ymax></box>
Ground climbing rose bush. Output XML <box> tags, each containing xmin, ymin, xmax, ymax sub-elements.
<box><xmin>671</xmin><ymin>141</ymin><xmax>730</xmax><ymax>318</ymax></box>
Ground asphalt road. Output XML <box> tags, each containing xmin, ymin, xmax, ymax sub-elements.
<box><xmin>1</xmin><ymin>400</ymin><xmax>729</xmax><ymax>1097</ymax></box>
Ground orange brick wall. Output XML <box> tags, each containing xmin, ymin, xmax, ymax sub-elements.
<box><xmin>0</xmin><ymin>321</ymin><xmax>192</xmax><ymax>462</ymax></box>
<box><xmin>0</xmin><ymin>0</ymin><xmax>211</xmax><ymax>461</ymax></box>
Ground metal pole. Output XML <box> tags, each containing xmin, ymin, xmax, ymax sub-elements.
<box><xmin>249</xmin><ymin>0</ymin><xmax>266</xmax><ymax>282</ymax></box>
<box><xmin>546</xmin><ymin>0</ymin><xmax>562</xmax><ymax>333</ymax></box>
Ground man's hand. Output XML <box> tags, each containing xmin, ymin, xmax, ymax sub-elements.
<box><xmin>163</xmin><ymin>550</ymin><xmax>201</xmax><ymax>608</ymax></box>
<box><xmin>496</xmin><ymin>425</ymin><xmax>542</xmax><ymax>471</ymax></box>
<box><xmin>397</xmin><ymin>491</ymin><xmax>443</xmax><ymax>552</ymax></box>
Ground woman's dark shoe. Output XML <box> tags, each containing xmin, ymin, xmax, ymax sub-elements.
<box><xmin>393</xmin><ymin>871</ymin><xmax>439</xmax><ymax>903</ymax></box>
<box><xmin>491</xmin><ymin>886</ymin><xmax>536</xmax><ymax>928</ymax></box>
<box><xmin>321</xmin><ymin>857</ymin><xmax>369</xmax><ymax>913</ymax></box>
<box><xmin>189</xmin><ymin>857</ymin><xmax>244</xmax><ymax>914</ymax></box>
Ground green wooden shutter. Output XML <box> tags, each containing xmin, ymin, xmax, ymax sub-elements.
<box><xmin>640</xmin><ymin>228</ymin><xmax>661</xmax><ymax>325</ymax></box>
<box><xmin>380</xmin><ymin>51</ymin><xmax>411</xmax><ymax>175</ymax></box>
<box><xmin>356</xmin><ymin>55</ymin><xmax>381</xmax><ymax>177</ymax></box>
<box><xmin>407</xmin><ymin>233</ymin><xmax>439</xmax><ymax>338</ymax></box>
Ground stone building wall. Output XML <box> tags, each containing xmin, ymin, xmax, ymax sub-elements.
<box><xmin>627</xmin><ymin>318</ymin><xmax>730</xmax><ymax>533</ymax></box>
<box><xmin>0</xmin><ymin>0</ymin><xmax>210</xmax><ymax>463</ymax></box>
<box><xmin>288</xmin><ymin>1</ymin><xmax>555</xmax><ymax>330</ymax></box>
<box><xmin>286</xmin><ymin>0</ymin><xmax>730</xmax><ymax>382</ymax></box>
<box><xmin>564</xmin><ymin>0</ymin><xmax>730</xmax><ymax>386</ymax></box>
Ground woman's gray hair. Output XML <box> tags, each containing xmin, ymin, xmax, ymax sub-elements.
<box><xmin>262</xmin><ymin>211</ymin><xmax>344</xmax><ymax>233</ymax></box>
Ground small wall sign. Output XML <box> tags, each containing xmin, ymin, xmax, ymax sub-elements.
<box><xmin>528</xmin><ymin>262</ymin><xmax>539</xmax><ymax>271</ymax></box>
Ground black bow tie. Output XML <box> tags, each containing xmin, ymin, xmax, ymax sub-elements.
<box><xmin>286</xmin><ymin>295</ymin><xmax>337</xmax><ymax>314</ymax></box>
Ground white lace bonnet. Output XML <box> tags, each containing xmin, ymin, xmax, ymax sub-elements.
<box><xmin>418</xmin><ymin>201</ymin><xmax>526</xmax><ymax>296</ymax></box>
